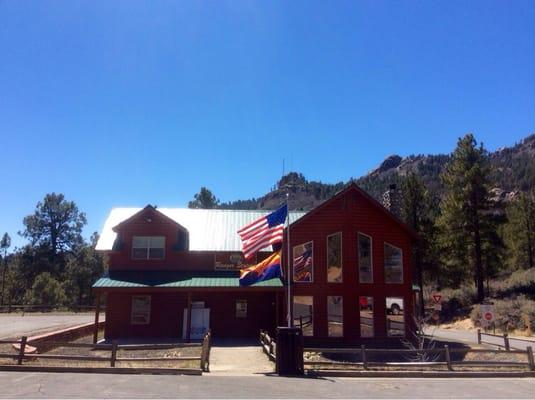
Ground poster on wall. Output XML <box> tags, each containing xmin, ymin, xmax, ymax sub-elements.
<box><xmin>131</xmin><ymin>296</ymin><xmax>151</xmax><ymax>325</ymax></box>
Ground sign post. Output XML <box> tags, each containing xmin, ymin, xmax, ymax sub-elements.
<box><xmin>480</xmin><ymin>303</ymin><xmax>495</xmax><ymax>331</ymax></box>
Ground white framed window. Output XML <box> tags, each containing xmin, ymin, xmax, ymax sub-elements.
<box><xmin>293</xmin><ymin>241</ymin><xmax>313</xmax><ymax>283</ymax></box>
<box><xmin>327</xmin><ymin>232</ymin><xmax>342</xmax><ymax>283</ymax></box>
<box><xmin>359</xmin><ymin>296</ymin><xmax>374</xmax><ymax>337</ymax></box>
<box><xmin>386</xmin><ymin>297</ymin><xmax>405</xmax><ymax>336</ymax></box>
<box><xmin>131</xmin><ymin>295</ymin><xmax>151</xmax><ymax>325</ymax></box>
<box><xmin>132</xmin><ymin>236</ymin><xmax>165</xmax><ymax>260</ymax></box>
<box><xmin>358</xmin><ymin>233</ymin><xmax>373</xmax><ymax>283</ymax></box>
<box><xmin>327</xmin><ymin>296</ymin><xmax>343</xmax><ymax>337</ymax></box>
<box><xmin>384</xmin><ymin>242</ymin><xmax>403</xmax><ymax>283</ymax></box>
<box><xmin>293</xmin><ymin>296</ymin><xmax>313</xmax><ymax>336</ymax></box>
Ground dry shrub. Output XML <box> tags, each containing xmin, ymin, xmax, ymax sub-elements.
<box><xmin>470</xmin><ymin>295</ymin><xmax>535</xmax><ymax>332</ymax></box>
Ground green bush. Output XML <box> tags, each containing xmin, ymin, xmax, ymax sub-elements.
<box><xmin>23</xmin><ymin>272</ymin><xmax>67</xmax><ymax>307</ymax></box>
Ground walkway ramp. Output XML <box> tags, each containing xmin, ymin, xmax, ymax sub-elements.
<box><xmin>209</xmin><ymin>338</ymin><xmax>274</xmax><ymax>376</ymax></box>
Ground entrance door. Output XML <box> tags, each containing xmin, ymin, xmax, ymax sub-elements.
<box><xmin>182</xmin><ymin>308</ymin><xmax>210</xmax><ymax>339</ymax></box>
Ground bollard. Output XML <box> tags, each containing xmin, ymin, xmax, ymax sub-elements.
<box><xmin>17</xmin><ymin>336</ymin><xmax>27</xmax><ymax>365</ymax></box>
<box><xmin>504</xmin><ymin>333</ymin><xmax>510</xmax><ymax>351</ymax></box>
<box><xmin>444</xmin><ymin>345</ymin><xmax>453</xmax><ymax>371</ymax></box>
<box><xmin>527</xmin><ymin>346</ymin><xmax>534</xmax><ymax>371</ymax></box>
<box><xmin>361</xmin><ymin>344</ymin><xmax>367</xmax><ymax>370</ymax></box>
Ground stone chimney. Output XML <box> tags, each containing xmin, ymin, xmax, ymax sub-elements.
<box><xmin>382</xmin><ymin>184</ymin><xmax>402</xmax><ymax>218</ymax></box>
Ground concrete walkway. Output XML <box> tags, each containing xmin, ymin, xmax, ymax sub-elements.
<box><xmin>209</xmin><ymin>338</ymin><xmax>275</xmax><ymax>375</ymax></box>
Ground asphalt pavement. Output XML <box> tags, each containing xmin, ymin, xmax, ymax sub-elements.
<box><xmin>0</xmin><ymin>313</ymin><xmax>103</xmax><ymax>339</ymax></box>
<box><xmin>1</xmin><ymin>372</ymin><xmax>535</xmax><ymax>398</ymax></box>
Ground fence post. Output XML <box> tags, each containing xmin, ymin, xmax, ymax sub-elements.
<box><xmin>477</xmin><ymin>329</ymin><xmax>482</xmax><ymax>344</ymax></box>
<box><xmin>444</xmin><ymin>345</ymin><xmax>453</xmax><ymax>371</ymax></box>
<box><xmin>110</xmin><ymin>341</ymin><xmax>118</xmax><ymax>367</ymax></box>
<box><xmin>17</xmin><ymin>336</ymin><xmax>27</xmax><ymax>365</ymax></box>
<box><xmin>527</xmin><ymin>346</ymin><xmax>535</xmax><ymax>371</ymax></box>
<box><xmin>503</xmin><ymin>333</ymin><xmax>510</xmax><ymax>351</ymax></box>
<box><xmin>201</xmin><ymin>333</ymin><xmax>208</xmax><ymax>371</ymax></box>
<box><xmin>361</xmin><ymin>344</ymin><xmax>367</xmax><ymax>370</ymax></box>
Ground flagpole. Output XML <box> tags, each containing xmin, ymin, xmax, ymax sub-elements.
<box><xmin>286</xmin><ymin>192</ymin><xmax>292</xmax><ymax>328</ymax></box>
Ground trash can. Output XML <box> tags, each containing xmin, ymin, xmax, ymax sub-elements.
<box><xmin>276</xmin><ymin>326</ymin><xmax>304</xmax><ymax>375</ymax></box>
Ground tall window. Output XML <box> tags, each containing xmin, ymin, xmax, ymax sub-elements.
<box><xmin>384</xmin><ymin>243</ymin><xmax>403</xmax><ymax>283</ymax></box>
<box><xmin>358</xmin><ymin>233</ymin><xmax>373</xmax><ymax>283</ymax></box>
<box><xmin>132</xmin><ymin>236</ymin><xmax>165</xmax><ymax>260</ymax></box>
<box><xmin>386</xmin><ymin>297</ymin><xmax>405</xmax><ymax>336</ymax></box>
<box><xmin>293</xmin><ymin>296</ymin><xmax>313</xmax><ymax>336</ymax></box>
<box><xmin>293</xmin><ymin>242</ymin><xmax>313</xmax><ymax>283</ymax></box>
<box><xmin>359</xmin><ymin>296</ymin><xmax>374</xmax><ymax>338</ymax></box>
<box><xmin>327</xmin><ymin>233</ymin><xmax>342</xmax><ymax>283</ymax></box>
<box><xmin>327</xmin><ymin>296</ymin><xmax>343</xmax><ymax>337</ymax></box>
<box><xmin>131</xmin><ymin>295</ymin><xmax>151</xmax><ymax>325</ymax></box>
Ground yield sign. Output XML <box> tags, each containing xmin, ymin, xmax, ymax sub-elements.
<box><xmin>432</xmin><ymin>294</ymin><xmax>442</xmax><ymax>304</ymax></box>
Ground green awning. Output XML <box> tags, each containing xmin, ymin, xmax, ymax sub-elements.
<box><xmin>93</xmin><ymin>270</ymin><xmax>283</xmax><ymax>289</ymax></box>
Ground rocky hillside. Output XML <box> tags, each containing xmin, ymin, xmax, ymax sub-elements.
<box><xmin>220</xmin><ymin>133</ymin><xmax>535</xmax><ymax>211</ymax></box>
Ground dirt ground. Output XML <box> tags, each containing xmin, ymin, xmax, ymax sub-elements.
<box><xmin>0</xmin><ymin>335</ymin><xmax>202</xmax><ymax>370</ymax></box>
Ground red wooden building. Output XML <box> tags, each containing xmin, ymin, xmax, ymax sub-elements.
<box><xmin>93</xmin><ymin>183</ymin><xmax>418</xmax><ymax>344</ymax></box>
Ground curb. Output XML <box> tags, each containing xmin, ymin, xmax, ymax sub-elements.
<box><xmin>0</xmin><ymin>365</ymin><xmax>202</xmax><ymax>376</ymax></box>
<box><xmin>306</xmin><ymin>370</ymin><xmax>535</xmax><ymax>378</ymax></box>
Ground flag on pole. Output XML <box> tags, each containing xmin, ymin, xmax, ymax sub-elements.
<box><xmin>239</xmin><ymin>251</ymin><xmax>282</xmax><ymax>286</ymax></box>
<box><xmin>238</xmin><ymin>204</ymin><xmax>288</xmax><ymax>260</ymax></box>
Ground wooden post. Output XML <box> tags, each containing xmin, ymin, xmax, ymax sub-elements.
<box><xmin>93</xmin><ymin>292</ymin><xmax>101</xmax><ymax>344</ymax></box>
<box><xmin>17</xmin><ymin>336</ymin><xmax>27</xmax><ymax>365</ymax></box>
<box><xmin>299</xmin><ymin>315</ymin><xmax>303</xmax><ymax>329</ymax></box>
<box><xmin>444</xmin><ymin>345</ymin><xmax>452</xmax><ymax>371</ymax></box>
<box><xmin>503</xmin><ymin>333</ymin><xmax>510</xmax><ymax>351</ymax></box>
<box><xmin>275</xmin><ymin>293</ymin><xmax>280</xmax><ymax>327</ymax></box>
<box><xmin>361</xmin><ymin>344</ymin><xmax>367</xmax><ymax>370</ymax></box>
<box><xmin>186</xmin><ymin>293</ymin><xmax>192</xmax><ymax>343</ymax></box>
<box><xmin>110</xmin><ymin>341</ymin><xmax>118</xmax><ymax>367</ymax></box>
<box><xmin>477</xmin><ymin>329</ymin><xmax>481</xmax><ymax>344</ymax></box>
<box><xmin>527</xmin><ymin>346</ymin><xmax>534</xmax><ymax>371</ymax></box>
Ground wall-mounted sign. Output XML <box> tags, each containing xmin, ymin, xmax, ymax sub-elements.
<box><xmin>215</xmin><ymin>253</ymin><xmax>249</xmax><ymax>270</ymax></box>
<box><xmin>131</xmin><ymin>295</ymin><xmax>151</xmax><ymax>325</ymax></box>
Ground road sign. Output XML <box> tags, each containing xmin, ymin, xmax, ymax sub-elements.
<box><xmin>480</xmin><ymin>304</ymin><xmax>495</xmax><ymax>322</ymax></box>
<box><xmin>433</xmin><ymin>303</ymin><xmax>442</xmax><ymax>311</ymax></box>
<box><xmin>432</xmin><ymin>312</ymin><xmax>440</xmax><ymax>321</ymax></box>
<box><xmin>432</xmin><ymin>293</ymin><xmax>442</xmax><ymax>304</ymax></box>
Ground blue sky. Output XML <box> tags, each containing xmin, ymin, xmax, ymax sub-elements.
<box><xmin>1</xmin><ymin>1</ymin><xmax>534</xmax><ymax>250</ymax></box>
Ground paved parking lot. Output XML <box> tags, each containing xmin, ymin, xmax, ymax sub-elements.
<box><xmin>0</xmin><ymin>313</ymin><xmax>103</xmax><ymax>339</ymax></box>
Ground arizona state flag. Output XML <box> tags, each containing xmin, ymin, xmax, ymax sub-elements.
<box><xmin>239</xmin><ymin>251</ymin><xmax>282</xmax><ymax>286</ymax></box>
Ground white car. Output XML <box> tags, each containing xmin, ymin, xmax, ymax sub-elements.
<box><xmin>387</xmin><ymin>298</ymin><xmax>403</xmax><ymax>315</ymax></box>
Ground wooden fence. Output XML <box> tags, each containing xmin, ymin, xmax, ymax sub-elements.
<box><xmin>0</xmin><ymin>330</ymin><xmax>212</xmax><ymax>373</ymax></box>
<box><xmin>258</xmin><ymin>331</ymin><xmax>535</xmax><ymax>372</ymax></box>
<box><xmin>477</xmin><ymin>329</ymin><xmax>535</xmax><ymax>351</ymax></box>
<box><xmin>0</xmin><ymin>304</ymin><xmax>96</xmax><ymax>313</ymax></box>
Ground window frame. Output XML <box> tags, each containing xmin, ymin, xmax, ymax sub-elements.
<box><xmin>358</xmin><ymin>232</ymin><xmax>373</xmax><ymax>284</ymax></box>
<box><xmin>359</xmin><ymin>296</ymin><xmax>374</xmax><ymax>338</ymax></box>
<box><xmin>292</xmin><ymin>241</ymin><xmax>314</xmax><ymax>283</ymax></box>
<box><xmin>293</xmin><ymin>295</ymin><xmax>314</xmax><ymax>336</ymax></box>
<box><xmin>383</xmin><ymin>242</ymin><xmax>403</xmax><ymax>284</ymax></box>
<box><xmin>131</xmin><ymin>295</ymin><xmax>151</xmax><ymax>325</ymax></box>
<box><xmin>326</xmin><ymin>232</ymin><xmax>343</xmax><ymax>283</ymax></box>
<box><xmin>131</xmin><ymin>236</ymin><xmax>166</xmax><ymax>260</ymax></box>
<box><xmin>327</xmin><ymin>295</ymin><xmax>344</xmax><ymax>337</ymax></box>
<box><xmin>386</xmin><ymin>296</ymin><xmax>406</xmax><ymax>337</ymax></box>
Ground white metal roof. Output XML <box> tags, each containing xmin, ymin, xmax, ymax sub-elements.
<box><xmin>95</xmin><ymin>208</ymin><xmax>307</xmax><ymax>252</ymax></box>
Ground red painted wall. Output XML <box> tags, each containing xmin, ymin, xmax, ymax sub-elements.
<box><xmin>283</xmin><ymin>187</ymin><xmax>415</xmax><ymax>344</ymax></box>
<box><xmin>104</xmin><ymin>291</ymin><xmax>277</xmax><ymax>339</ymax></box>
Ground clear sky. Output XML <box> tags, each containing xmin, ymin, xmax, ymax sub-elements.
<box><xmin>1</xmin><ymin>0</ymin><xmax>534</xmax><ymax>250</ymax></box>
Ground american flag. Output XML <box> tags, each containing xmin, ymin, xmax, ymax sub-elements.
<box><xmin>238</xmin><ymin>204</ymin><xmax>288</xmax><ymax>260</ymax></box>
<box><xmin>293</xmin><ymin>247</ymin><xmax>313</xmax><ymax>282</ymax></box>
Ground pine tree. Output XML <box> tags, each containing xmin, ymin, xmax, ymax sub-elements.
<box><xmin>188</xmin><ymin>187</ymin><xmax>220</xmax><ymax>209</ymax></box>
<box><xmin>437</xmin><ymin>134</ymin><xmax>494</xmax><ymax>302</ymax></box>
<box><xmin>503</xmin><ymin>192</ymin><xmax>535</xmax><ymax>270</ymax></box>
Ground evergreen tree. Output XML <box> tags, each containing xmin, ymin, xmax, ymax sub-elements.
<box><xmin>188</xmin><ymin>187</ymin><xmax>220</xmax><ymax>209</ymax></box>
<box><xmin>437</xmin><ymin>134</ymin><xmax>494</xmax><ymax>302</ymax></box>
<box><xmin>0</xmin><ymin>232</ymin><xmax>11</xmax><ymax>306</ymax></box>
<box><xmin>503</xmin><ymin>192</ymin><xmax>535</xmax><ymax>270</ymax></box>
<box><xmin>21</xmin><ymin>193</ymin><xmax>87</xmax><ymax>256</ymax></box>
